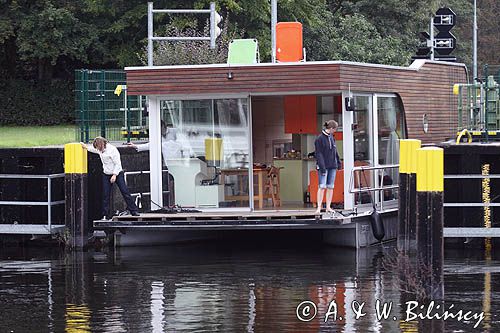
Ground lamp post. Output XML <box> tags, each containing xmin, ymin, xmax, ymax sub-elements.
<box><xmin>472</xmin><ymin>0</ymin><xmax>478</xmax><ymax>82</ymax></box>
<box><xmin>271</xmin><ymin>0</ymin><xmax>277</xmax><ymax>63</ymax></box>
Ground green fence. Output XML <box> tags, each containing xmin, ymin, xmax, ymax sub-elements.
<box><xmin>456</xmin><ymin>64</ymin><xmax>500</xmax><ymax>132</ymax></box>
<box><xmin>75</xmin><ymin>69</ymin><xmax>147</xmax><ymax>143</ymax></box>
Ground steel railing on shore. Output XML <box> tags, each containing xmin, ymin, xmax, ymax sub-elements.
<box><xmin>0</xmin><ymin>173</ymin><xmax>65</xmax><ymax>234</ymax></box>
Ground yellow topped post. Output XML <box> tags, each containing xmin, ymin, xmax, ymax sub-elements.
<box><xmin>416</xmin><ymin>147</ymin><xmax>444</xmax><ymax>192</ymax></box>
<box><xmin>64</xmin><ymin>143</ymin><xmax>89</xmax><ymax>249</ymax></box>
<box><xmin>415</xmin><ymin>146</ymin><xmax>444</xmax><ymax>300</ymax></box>
<box><xmin>398</xmin><ymin>139</ymin><xmax>421</xmax><ymax>254</ymax></box>
<box><xmin>399</xmin><ymin>139</ymin><xmax>421</xmax><ymax>174</ymax></box>
<box><xmin>64</xmin><ymin>143</ymin><xmax>88</xmax><ymax>174</ymax></box>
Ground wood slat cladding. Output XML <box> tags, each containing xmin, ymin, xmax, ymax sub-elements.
<box><xmin>126</xmin><ymin>61</ymin><xmax>467</xmax><ymax>143</ymax></box>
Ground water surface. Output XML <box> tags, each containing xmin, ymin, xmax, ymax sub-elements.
<box><xmin>0</xmin><ymin>239</ymin><xmax>498</xmax><ymax>332</ymax></box>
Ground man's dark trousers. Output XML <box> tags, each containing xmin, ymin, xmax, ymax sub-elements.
<box><xmin>102</xmin><ymin>172</ymin><xmax>138</xmax><ymax>217</ymax></box>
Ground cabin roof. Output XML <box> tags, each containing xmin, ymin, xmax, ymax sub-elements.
<box><xmin>124</xmin><ymin>59</ymin><xmax>468</xmax><ymax>144</ymax></box>
<box><xmin>125</xmin><ymin>59</ymin><xmax>466</xmax><ymax>72</ymax></box>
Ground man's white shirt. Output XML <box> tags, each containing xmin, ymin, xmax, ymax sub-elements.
<box><xmin>87</xmin><ymin>143</ymin><xmax>123</xmax><ymax>175</ymax></box>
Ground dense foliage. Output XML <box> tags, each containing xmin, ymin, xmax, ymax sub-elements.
<box><xmin>0</xmin><ymin>0</ymin><xmax>498</xmax><ymax>125</ymax></box>
<box><xmin>0</xmin><ymin>79</ymin><xmax>73</xmax><ymax>125</ymax></box>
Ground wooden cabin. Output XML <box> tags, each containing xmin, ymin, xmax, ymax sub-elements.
<box><xmin>124</xmin><ymin>60</ymin><xmax>467</xmax><ymax>213</ymax></box>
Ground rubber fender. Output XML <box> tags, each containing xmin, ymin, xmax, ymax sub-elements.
<box><xmin>369</xmin><ymin>210</ymin><xmax>385</xmax><ymax>241</ymax></box>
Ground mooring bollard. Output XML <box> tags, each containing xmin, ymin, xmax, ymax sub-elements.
<box><xmin>398</xmin><ymin>139</ymin><xmax>421</xmax><ymax>254</ymax></box>
<box><xmin>416</xmin><ymin>147</ymin><xmax>444</xmax><ymax>300</ymax></box>
<box><xmin>64</xmin><ymin>143</ymin><xmax>88</xmax><ymax>250</ymax></box>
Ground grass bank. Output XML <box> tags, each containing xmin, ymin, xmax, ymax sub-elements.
<box><xmin>0</xmin><ymin>125</ymin><xmax>75</xmax><ymax>147</ymax></box>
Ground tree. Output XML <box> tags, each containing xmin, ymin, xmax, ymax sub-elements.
<box><xmin>477</xmin><ymin>0</ymin><xmax>500</xmax><ymax>74</ymax></box>
<box><xmin>16</xmin><ymin>3</ymin><xmax>96</xmax><ymax>80</ymax></box>
<box><xmin>304</xmin><ymin>13</ymin><xmax>405</xmax><ymax>64</ymax></box>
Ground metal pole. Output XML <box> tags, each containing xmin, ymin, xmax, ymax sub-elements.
<box><xmin>148</xmin><ymin>2</ymin><xmax>154</xmax><ymax>66</ymax></box>
<box><xmin>152</xmin><ymin>36</ymin><xmax>211</xmax><ymax>41</ymax></box>
<box><xmin>430</xmin><ymin>17</ymin><xmax>435</xmax><ymax>61</ymax></box>
<box><xmin>99</xmin><ymin>72</ymin><xmax>106</xmax><ymax>138</ymax></box>
<box><xmin>271</xmin><ymin>0</ymin><xmax>277</xmax><ymax>63</ymax></box>
<box><xmin>47</xmin><ymin>177</ymin><xmax>52</xmax><ymax>231</ymax></box>
<box><xmin>79</xmin><ymin>70</ymin><xmax>85</xmax><ymax>142</ymax></box>
<box><xmin>83</xmin><ymin>70</ymin><xmax>89</xmax><ymax>142</ymax></box>
<box><xmin>125</xmin><ymin>88</ymin><xmax>131</xmax><ymax>143</ymax></box>
<box><xmin>154</xmin><ymin>8</ymin><xmax>210</xmax><ymax>14</ymax></box>
<box><xmin>473</xmin><ymin>0</ymin><xmax>478</xmax><ymax>81</ymax></box>
<box><xmin>210</xmin><ymin>2</ymin><xmax>215</xmax><ymax>49</ymax></box>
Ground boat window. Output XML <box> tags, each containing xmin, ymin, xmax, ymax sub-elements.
<box><xmin>159</xmin><ymin>98</ymin><xmax>250</xmax><ymax>209</ymax></box>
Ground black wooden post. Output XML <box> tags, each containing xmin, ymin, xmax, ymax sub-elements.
<box><xmin>64</xmin><ymin>143</ymin><xmax>88</xmax><ymax>250</ymax></box>
<box><xmin>398</xmin><ymin>139</ymin><xmax>421</xmax><ymax>255</ymax></box>
<box><xmin>416</xmin><ymin>147</ymin><xmax>444</xmax><ymax>300</ymax></box>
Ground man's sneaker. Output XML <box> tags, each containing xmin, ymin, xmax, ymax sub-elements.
<box><xmin>117</xmin><ymin>210</ymin><xmax>127</xmax><ymax>216</ymax></box>
<box><xmin>131</xmin><ymin>211</ymin><xmax>140</xmax><ymax>217</ymax></box>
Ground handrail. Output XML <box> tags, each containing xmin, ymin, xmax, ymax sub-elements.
<box><xmin>0</xmin><ymin>173</ymin><xmax>65</xmax><ymax>231</ymax></box>
<box><xmin>0</xmin><ymin>173</ymin><xmax>65</xmax><ymax>179</ymax></box>
<box><xmin>348</xmin><ymin>164</ymin><xmax>399</xmax><ymax>210</ymax></box>
<box><xmin>123</xmin><ymin>170</ymin><xmax>170</xmax><ymax>208</ymax></box>
<box><xmin>348</xmin><ymin>164</ymin><xmax>399</xmax><ymax>194</ymax></box>
<box><xmin>444</xmin><ymin>174</ymin><xmax>500</xmax><ymax>179</ymax></box>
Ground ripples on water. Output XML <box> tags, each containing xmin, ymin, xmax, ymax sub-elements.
<box><xmin>0</xmin><ymin>235</ymin><xmax>498</xmax><ymax>332</ymax></box>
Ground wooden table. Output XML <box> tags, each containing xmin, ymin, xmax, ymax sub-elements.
<box><xmin>219</xmin><ymin>168</ymin><xmax>270</xmax><ymax>209</ymax></box>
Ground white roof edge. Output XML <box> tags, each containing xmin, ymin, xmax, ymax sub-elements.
<box><xmin>125</xmin><ymin>59</ymin><xmax>467</xmax><ymax>72</ymax></box>
<box><xmin>409</xmin><ymin>59</ymin><xmax>467</xmax><ymax>69</ymax></box>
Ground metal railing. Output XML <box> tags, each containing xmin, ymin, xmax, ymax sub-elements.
<box><xmin>348</xmin><ymin>164</ymin><xmax>399</xmax><ymax>211</ymax></box>
<box><xmin>0</xmin><ymin>173</ymin><xmax>65</xmax><ymax>232</ymax></box>
<box><xmin>124</xmin><ymin>170</ymin><xmax>170</xmax><ymax>209</ymax></box>
<box><xmin>443</xmin><ymin>173</ymin><xmax>500</xmax><ymax>207</ymax></box>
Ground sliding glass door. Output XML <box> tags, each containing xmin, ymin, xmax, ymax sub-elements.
<box><xmin>376</xmin><ymin>95</ymin><xmax>405</xmax><ymax>206</ymax></box>
<box><xmin>159</xmin><ymin>97</ymin><xmax>251</xmax><ymax>210</ymax></box>
<box><xmin>346</xmin><ymin>93</ymin><xmax>405</xmax><ymax>209</ymax></box>
<box><xmin>352</xmin><ymin>95</ymin><xmax>375</xmax><ymax>205</ymax></box>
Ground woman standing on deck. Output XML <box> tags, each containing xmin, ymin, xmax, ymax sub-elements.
<box><xmin>314</xmin><ymin>120</ymin><xmax>342</xmax><ymax>215</ymax></box>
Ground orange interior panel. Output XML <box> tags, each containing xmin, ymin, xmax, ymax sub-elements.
<box><xmin>283</xmin><ymin>95</ymin><xmax>317</xmax><ymax>134</ymax></box>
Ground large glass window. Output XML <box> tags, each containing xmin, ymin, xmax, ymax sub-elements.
<box><xmin>377</xmin><ymin>95</ymin><xmax>405</xmax><ymax>205</ymax></box>
<box><xmin>352</xmin><ymin>95</ymin><xmax>374</xmax><ymax>205</ymax></box>
<box><xmin>160</xmin><ymin>98</ymin><xmax>250</xmax><ymax>209</ymax></box>
<box><xmin>377</xmin><ymin>96</ymin><xmax>405</xmax><ymax>166</ymax></box>
<box><xmin>353</xmin><ymin>96</ymin><xmax>373</xmax><ymax>165</ymax></box>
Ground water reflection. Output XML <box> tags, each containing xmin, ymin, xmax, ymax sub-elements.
<box><xmin>0</xmin><ymin>243</ymin><xmax>498</xmax><ymax>332</ymax></box>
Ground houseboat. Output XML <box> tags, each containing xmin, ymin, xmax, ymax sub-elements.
<box><xmin>94</xmin><ymin>59</ymin><xmax>467</xmax><ymax>247</ymax></box>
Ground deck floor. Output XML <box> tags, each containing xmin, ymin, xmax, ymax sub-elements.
<box><xmin>93</xmin><ymin>207</ymin><xmax>398</xmax><ymax>231</ymax></box>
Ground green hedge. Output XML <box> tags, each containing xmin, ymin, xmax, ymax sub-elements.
<box><xmin>0</xmin><ymin>79</ymin><xmax>74</xmax><ymax>126</ymax></box>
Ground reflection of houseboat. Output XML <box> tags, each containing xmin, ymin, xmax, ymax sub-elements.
<box><xmin>95</xmin><ymin>59</ymin><xmax>467</xmax><ymax>247</ymax></box>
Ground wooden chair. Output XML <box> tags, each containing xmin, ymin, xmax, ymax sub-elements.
<box><xmin>264</xmin><ymin>166</ymin><xmax>282</xmax><ymax>207</ymax></box>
